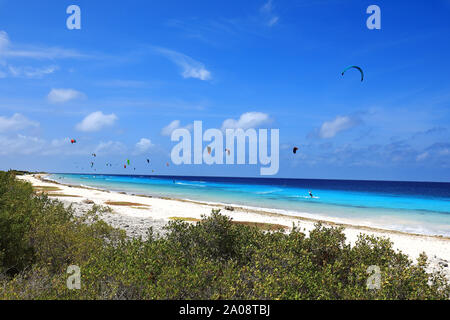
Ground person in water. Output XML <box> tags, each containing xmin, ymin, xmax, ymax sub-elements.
<box><xmin>309</xmin><ymin>191</ymin><xmax>314</xmax><ymax>198</ymax></box>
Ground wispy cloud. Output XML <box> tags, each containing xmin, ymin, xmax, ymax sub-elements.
<box><xmin>0</xmin><ymin>30</ymin><xmax>87</xmax><ymax>60</ymax></box>
<box><xmin>154</xmin><ymin>47</ymin><xmax>212</xmax><ymax>81</ymax></box>
<box><xmin>0</xmin><ymin>134</ymin><xmax>46</xmax><ymax>156</ymax></box>
<box><xmin>3</xmin><ymin>65</ymin><xmax>58</xmax><ymax>78</ymax></box>
<box><xmin>318</xmin><ymin>115</ymin><xmax>361</xmax><ymax>139</ymax></box>
<box><xmin>260</xmin><ymin>0</ymin><xmax>280</xmax><ymax>27</ymax></box>
<box><xmin>161</xmin><ymin>120</ymin><xmax>193</xmax><ymax>136</ymax></box>
<box><xmin>0</xmin><ymin>113</ymin><xmax>39</xmax><ymax>133</ymax></box>
<box><xmin>94</xmin><ymin>141</ymin><xmax>127</xmax><ymax>155</ymax></box>
<box><xmin>47</xmin><ymin>88</ymin><xmax>85</xmax><ymax>104</ymax></box>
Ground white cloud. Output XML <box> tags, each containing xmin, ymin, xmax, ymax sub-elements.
<box><xmin>0</xmin><ymin>133</ymin><xmax>129</xmax><ymax>157</ymax></box>
<box><xmin>0</xmin><ymin>113</ymin><xmax>39</xmax><ymax>133</ymax></box>
<box><xmin>135</xmin><ymin>138</ymin><xmax>154</xmax><ymax>154</ymax></box>
<box><xmin>161</xmin><ymin>120</ymin><xmax>193</xmax><ymax>136</ymax></box>
<box><xmin>76</xmin><ymin>111</ymin><xmax>118</xmax><ymax>132</ymax></box>
<box><xmin>155</xmin><ymin>47</ymin><xmax>211</xmax><ymax>81</ymax></box>
<box><xmin>161</xmin><ymin>120</ymin><xmax>181</xmax><ymax>136</ymax></box>
<box><xmin>0</xmin><ymin>134</ymin><xmax>46</xmax><ymax>155</ymax></box>
<box><xmin>318</xmin><ymin>116</ymin><xmax>360</xmax><ymax>139</ymax></box>
<box><xmin>48</xmin><ymin>88</ymin><xmax>85</xmax><ymax>103</ymax></box>
<box><xmin>221</xmin><ymin>112</ymin><xmax>271</xmax><ymax>131</ymax></box>
<box><xmin>94</xmin><ymin>141</ymin><xmax>127</xmax><ymax>155</ymax></box>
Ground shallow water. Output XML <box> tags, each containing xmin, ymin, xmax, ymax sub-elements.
<box><xmin>49</xmin><ymin>174</ymin><xmax>450</xmax><ymax>236</ymax></box>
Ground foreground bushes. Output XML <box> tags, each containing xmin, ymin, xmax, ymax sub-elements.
<box><xmin>0</xmin><ymin>171</ymin><xmax>449</xmax><ymax>300</ymax></box>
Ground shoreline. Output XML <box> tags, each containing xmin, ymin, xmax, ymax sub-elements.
<box><xmin>43</xmin><ymin>173</ymin><xmax>450</xmax><ymax>240</ymax></box>
<box><xmin>18</xmin><ymin>174</ymin><xmax>450</xmax><ymax>277</ymax></box>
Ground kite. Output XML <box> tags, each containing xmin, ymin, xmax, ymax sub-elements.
<box><xmin>225</xmin><ymin>148</ymin><xmax>231</xmax><ymax>156</ymax></box>
<box><xmin>147</xmin><ymin>159</ymin><xmax>150</xmax><ymax>164</ymax></box>
<box><xmin>166</xmin><ymin>162</ymin><xmax>170</xmax><ymax>167</ymax></box>
<box><xmin>127</xmin><ymin>159</ymin><xmax>130</xmax><ymax>165</ymax></box>
<box><xmin>207</xmin><ymin>146</ymin><xmax>212</xmax><ymax>155</ymax></box>
<box><xmin>124</xmin><ymin>165</ymin><xmax>127</xmax><ymax>169</ymax></box>
<box><xmin>293</xmin><ymin>147</ymin><xmax>299</xmax><ymax>154</ymax></box>
<box><xmin>341</xmin><ymin>65</ymin><xmax>364</xmax><ymax>82</ymax></box>
<box><xmin>70</xmin><ymin>139</ymin><xmax>77</xmax><ymax>144</ymax></box>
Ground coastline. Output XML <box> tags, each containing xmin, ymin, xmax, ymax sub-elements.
<box><xmin>18</xmin><ymin>173</ymin><xmax>450</xmax><ymax>277</ymax></box>
<box><xmin>43</xmin><ymin>173</ymin><xmax>450</xmax><ymax>240</ymax></box>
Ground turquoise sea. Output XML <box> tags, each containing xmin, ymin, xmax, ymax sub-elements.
<box><xmin>49</xmin><ymin>174</ymin><xmax>450</xmax><ymax>236</ymax></box>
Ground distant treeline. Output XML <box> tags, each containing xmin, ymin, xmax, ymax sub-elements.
<box><xmin>5</xmin><ymin>170</ymin><xmax>46</xmax><ymax>176</ymax></box>
<box><xmin>0</xmin><ymin>170</ymin><xmax>449</xmax><ymax>300</ymax></box>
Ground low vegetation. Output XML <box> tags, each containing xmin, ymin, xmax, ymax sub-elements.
<box><xmin>0</xmin><ymin>171</ymin><xmax>449</xmax><ymax>300</ymax></box>
<box><xmin>46</xmin><ymin>194</ymin><xmax>82</xmax><ymax>198</ymax></box>
<box><xmin>104</xmin><ymin>201</ymin><xmax>150</xmax><ymax>207</ymax></box>
<box><xmin>32</xmin><ymin>186</ymin><xmax>62</xmax><ymax>193</ymax></box>
<box><xmin>170</xmin><ymin>216</ymin><xmax>288</xmax><ymax>231</ymax></box>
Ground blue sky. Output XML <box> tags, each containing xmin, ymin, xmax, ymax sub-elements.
<box><xmin>0</xmin><ymin>0</ymin><xmax>449</xmax><ymax>181</ymax></box>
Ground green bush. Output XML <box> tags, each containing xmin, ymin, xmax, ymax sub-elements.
<box><xmin>0</xmin><ymin>170</ymin><xmax>449</xmax><ymax>300</ymax></box>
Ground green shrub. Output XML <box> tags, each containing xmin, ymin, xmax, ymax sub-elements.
<box><xmin>0</xmin><ymin>171</ymin><xmax>449</xmax><ymax>300</ymax></box>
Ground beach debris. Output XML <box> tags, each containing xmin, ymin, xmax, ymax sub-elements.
<box><xmin>293</xmin><ymin>147</ymin><xmax>299</xmax><ymax>154</ymax></box>
<box><xmin>341</xmin><ymin>65</ymin><xmax>364</xmax><ymax>82</ymax></box>
<box><xmin>224</xmin><ymin>206</ymin><xmax>235</xmax><ymax>211</ymax></box>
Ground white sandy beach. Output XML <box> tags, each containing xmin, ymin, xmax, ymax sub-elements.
<box><xmin>18</xmin><ymin>174</ymin><xmax>450</xmax><ymax>278</ymax></box>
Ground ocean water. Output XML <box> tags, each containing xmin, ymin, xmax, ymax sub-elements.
<box><xmin>48</xmin><ymin>173</ymin><xmax>450</xmax><ymax>236</ymax></box>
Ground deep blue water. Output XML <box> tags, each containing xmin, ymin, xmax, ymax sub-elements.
<box><xmin>49</xmin><ymin>173</ymin><xmax>450</xmax><ymax>236</ymax></box>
